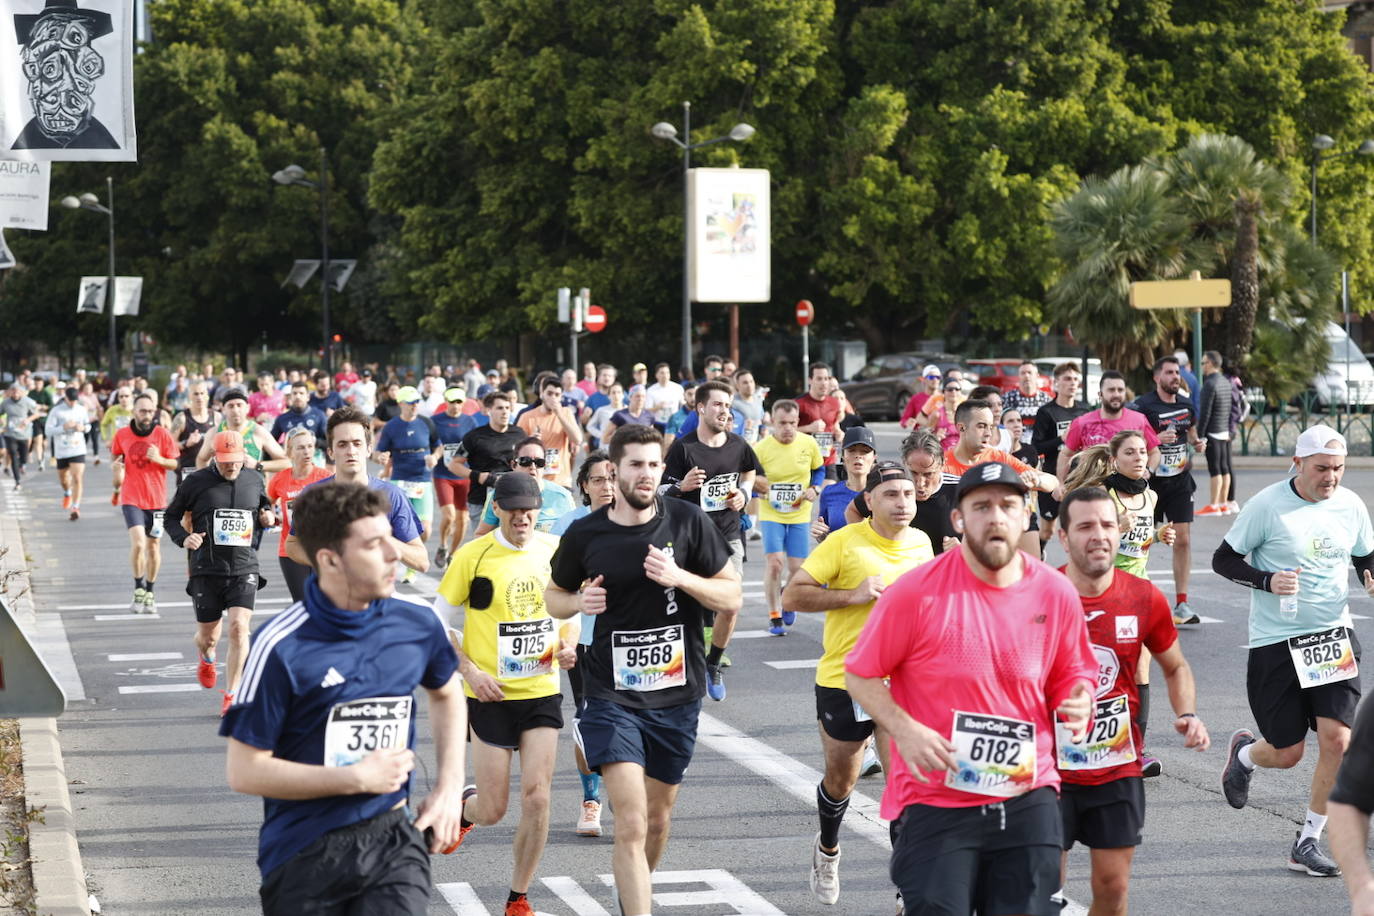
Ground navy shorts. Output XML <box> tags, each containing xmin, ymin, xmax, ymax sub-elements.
<box><xmin>120</xmin><ymin>505</ymin><xmax>164</xmax><ymax>538</ymax></box>
<box><xmin>575</xmin><ymin>696</ymin><xmax>701</xmax><ymax>785</ymax></box>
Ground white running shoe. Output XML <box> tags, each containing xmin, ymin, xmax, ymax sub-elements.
<box><xmin>576</xmin><ymin>799</ymin><xmax>602</xmax><ymax>837</ymax></box>
<box><xmin>810</xmin><ymin>832</ymin><xmax>840</xmax><ymax>905</ymax></box>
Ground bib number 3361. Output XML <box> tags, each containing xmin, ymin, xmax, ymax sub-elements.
<box><xmin>323</xmin><ymin>696</ymin><xmax>413</xmax><ymax>768</ymax></box>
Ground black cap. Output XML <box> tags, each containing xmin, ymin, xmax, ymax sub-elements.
<box><xmin>220</xmin><ymin>387</ymin><xmax>249</xmax><ymax>405</ymax></box>
<box><xmin>865</xmin><ymin>460</ymin><xmax>913</xmax><ymax>491</ymax></box>
<box><xmin>842</xmin><ymin>426</ymin><xmax>876</xmax><ymax>451</ymax></box>
<box><xmin>361</xmin><ymin>368</ymin><xmax>373</xmax><ymax>377</ymax></box>
<box><xmin>955</xmin><ymin>461</ymin><xmax>1029</xmax><ymax>502</ymax></box>
<box><xmin>493</xmin><ymin>472</ymin><xmax>543</xmax><ymax>510</ymax></box>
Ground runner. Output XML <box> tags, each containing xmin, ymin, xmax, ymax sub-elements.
<box><xmin>899</xmin><ymin>365</ymin><xmax>943</xmax><ymax>430</ymax></box>
<box><xmin>111</xmin><ymin>393</ymin><xmax>180</xmax><ymax>614</ymax></box>
<box><xmin>77</xmin><ymin>382</ymin><xmax>103</xmax><ymax>465</ymax></box>
<box><xmin>610</xmin><ymin>384</ymin><xmax>657</xmax><ymax>430</ymax></box>
<box><xmin>2</xmin><ymin>382</ymin><xmax>40</xmax><ymax>491</ymax></box>
<box><xmin>920</xmin><ymin>375</ymin><xmax>965</xmax><ymax>449</ymax></box>
<box><xmin>782</xmin><ymin>461</ymin><xmax>934</xmax><ymax>905</ymax></box>
<box><xmin>1002</xmin><ymin>361</ymin><xmax>1050</xmax><ymax>440</ymax></box>
<box><xmin>284</xmin><ymin>407</ymin><xmax>431</xmax><ymax>575</ymax></box>
<box><xmin>165</xmin><ymin>430</ymin><xmax>276</xmax><ymax>715</ymax></box>
<box><xmin>375</xmin><ymin>386</ymin><xmax>443</xmax><ymax>560</ymax></box>
<box><xmin>268</xmin><ymin>380</ymin><xmax>328</xmax><ymax>453</ymax></box>
<box><xmin>1215</xmin><ymin>424</ymin><xmax>1374</xmax><ymax>877</ymax></box>
<box><xmin>267</xmin><ymin>428</ymin><xmax>331</xmax><ymax>601</ymax></box>
<box><xmin>796</xmin><ymin>363</ymin><xmax>842</xmax><ymax>483</ymax></box>
<box><xmin>171</xmin><ymin>380</ymin><xmax>220</xmax><ymax>486</ymax></box>
<box><xmin>471</xmin><ymin>438</ymin><xmax>577</xmax><ymax>536</ymax></box>
<box><xmin>843</xmin><ymin>430</ymin><xmax>960</xmax><ymax>559</ymax></box>
<box><xmin>436</xmin><ymin>473</ymin><xmax>575</xmax><ymax>916</ymax></box>
<box><xmin>515</xmin><ymin>374</ymin><xmax>583</xmax><ymax>490</ymax></box>
<box><xmin>813</xmin><ymin>427</ymin><xmax>877</xmax><ymax>541</ymax></box>
<box><xmin>349</xmin><ymin>367</ymin><xmax>379</xmax><ymax>417</ymax></box>
<box><xmin>45</xmin><ymin>386</ymin><xmax>91</xmax><ymax>520</ymax></box>
<box><xmin>457</xmin><ymin>391</ymin><xmax>532</xmax><ymax>526</ymax></box>
<box><xmin>433</xmin><ymin>386</ymin><xmax>479</xmax><ymax>569</ymax></box>
<box><xmin>196</xmin><ymin>388</ymin><xmax>288</xmax><ymax>474</ymax></box>
<box><xmin>551</xmin><ymin>451</ymin><xmax>616</xmax><ymax>838</ymax></box>
<box><xmin>1130</xmin><ymin>355</ymin><xmax>1200</xmax><ymax>625</ymax></box>
<box><xmin>1056</xmin><ymin>371</ymin><xmax>1160</xmax><ymax>483</ymax></box>
<box><xmin>309</xmin><ymin>372</ymin><xmax>345</xmax><ymax>417</ymax></box>
<box><xmin>844</xmin><ymin>461</ymin><xmax>1097</xmax><ymax>916</ymax></box>
<box><xmin>249</xmin><ymin>372</ymin><xmax>285</xmax><ymax>424</ymax></box>
<box><xmin>1196</xmin><ymin>350</ymin><xmax>1235</xmax><ymax>516</ymax></box>
<box><xmin>27</xmin><ymin>375</ymin><xmax>51</xmax><ymax>471</ymax></box>
<box><xmin>585</xmin><ymin>364</ymin><xmax>617</xmax><ymax>415</ymax></box>
<box><xmin>585</xmin><ymin>383</ymin><xmax>625</xmax><ymax>451</ymax></box>
<box><xmin>1032</xmin><ymin>361</ymin><xmax>1089</xmax><ymax>550</ymax></box>
<box><xmin>101</xmin><ymin>387</ymin><xmax>134</xmax><ymax>502</ymax></box>
<box><xmin>731</xmin><ymin>368</ymin><xmax>767</xmax><ymax>446</ymax></box>
<box><xmin>751</xmin><ymin>399</ymin><xmax>824</xmax><ymax>636</ymax></box>
<box><xmin>221</xmin><ymin>480</ymin><xmax>465</xmax><ymax>915</ymax></box>
<box><xmin>545</xmin><ymin>423</ymin><xmax>741</xmax><ymax>916</ymax></box>
<box><xmin>1056</xmin><ymin>486</ymin><xmax>1210</xmax><ymax>914</ymax></box>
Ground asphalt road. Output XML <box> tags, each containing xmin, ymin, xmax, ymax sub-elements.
<box><xmin>12</xmin><ymin>424</ymin><xmax>1374</xmax><ymax>916</ymax></box>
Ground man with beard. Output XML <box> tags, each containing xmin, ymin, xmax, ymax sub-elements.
<box><xmin>165</xmin><ymin>431</ymin><xmax>276</xmax><ymax>716</ymax></box>
<box><xmin>845</xmin><ymin>430</ymin><xmax>961</xmax><ymax>556</ymax></box>
<box><xmin>195</xmin><ymin>387</ymin><xmax>288</xmax><ymax>474</ymax></box>
<box><xmin>269</xmin><ymin>380</ymin><xmax>328</xmax><ymax>458</ymax></box>
<box><xmin>111</xmin><ymin>393</ymin><xmax>179</xmax><ymax>614</ymax></box>
<box><xmin>1129</xmin><ymin>355</ymin><xmax>1201</xmax><ymax>626</ymax></box>
<box><xmin>1056</xmin><ymin>371</ymin><xmax>1160</xmax><ymax>486</ymax></box>
<box><xmin>544</xmin><ymin>424</ymin><xmax>741</xmax><ymax>916</ymax></box>
<box><xmin>845</xmin><ymin>462</ymin><xmax>1097</xmax><ymax>916</ymax></box>
<box><xmin>1056</xmin><ymin>486</ymin><xmax>1209</xmax><ymax>915</ymax></box>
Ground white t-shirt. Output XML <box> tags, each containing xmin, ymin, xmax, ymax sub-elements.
<box><xmin>349</xmin><ymin>379</ymin><xmax>378</xmax><ymax>415</ymax></box>
<box><xmin>646</xmin><ymin>381</ymin><xmax>686</xmax><ymax>424</ymax></box>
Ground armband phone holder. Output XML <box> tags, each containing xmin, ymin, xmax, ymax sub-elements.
<box><xmin>469</xmin><ymin>576</ymin><xmax>494</xmax><ymax>610</ymax></box>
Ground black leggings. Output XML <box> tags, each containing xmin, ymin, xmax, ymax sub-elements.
<box><xmin>1204</xmin><ymin>436</ymin><xmax>1232</xmax><ymax>478</ymax></box>
<box><xmin>3</xmin><ymin>437</ymin><xmax>29</xmax><ymax>483</ymax></box>
<box><xmin>278</xmin><ymin>556</ymin><xmax>313</xmax><ymax>603</ymax></box>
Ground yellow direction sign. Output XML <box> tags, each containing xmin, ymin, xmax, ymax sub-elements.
<box><xmin>1129</xmin><ymin>274</ymin><xmax>1231</xmax><ymax>310</ymax></box>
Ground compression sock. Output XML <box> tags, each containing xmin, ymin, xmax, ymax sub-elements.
<box><xmin>134</xmin><ymin>577</ymin><xmax>146</xmax><ymax>591</ymax></box>
<box><xmin>580</xmin><ymin>772</ymin><xmax>602</xmax><ymax>802</ymax></box>
<box><xmin>706</xmin><ymin>644</ymin><xmax>724</xmax><ymax>666</ymax></box>
<box><xmin>1136</xmin><ymin>683</ymin><xmax>1150</xmax><ymax>743</ymax></box>
<box><xmin>1301</xmin><ymin>809</ymin><xmax>1327</xmax><ymax>842</ymax></box>
<box><xmin>145</xmin><ymin>580</ymin><xmax>155</xmax><ymax>593</ymax></box>
<box><xmin>817</xmin><ymin>782</ymin><xmax>850</xmax><ymax>852</ymax></box>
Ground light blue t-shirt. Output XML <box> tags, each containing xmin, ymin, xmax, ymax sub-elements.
<box><xmin>1225</xmin><ymin>478</ymin><xmax>1374</xmax><ymax>648</ymax></box>
<box><xmin>551</xmin><ymin>505</ymin><xmax>596</xmax><ymax>646</ymax></box>
<box><xmin>480</xmin><ymin>478</ymin><xmax>577</xmax><ymax>535</ymax></box>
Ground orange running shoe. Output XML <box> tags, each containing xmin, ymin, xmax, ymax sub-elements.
<box><xmin>197</xmin><ymin>656</ymin><xmax>217</xmax><ymax>689</ymax></box>
<box><xmin>62</xmin><ymin>494</ymin><xmax>70</xmax><ymax>509</ymax></box>
<box><xmin>220</xmin><ymin>691</ymin><xmax>234</xmax><ymax>717</ymax></box>
<box><xmin>504</xmin><ymin>896</ymin><xmax>535</xmax><ymax>916</ymax></box>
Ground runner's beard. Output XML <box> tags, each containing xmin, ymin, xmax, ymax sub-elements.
<box><xmin>132</xmin><ymin>418</ymin><xmax>155</xmax><ymax>435</ymax></box>
<box><xmin>618</xmin><ymin>478</ymin><xmax>655</xmax><ymax>511</ymax></box>
<box><xmin>966</xmin><ymin>528</ymin><xmax>1017</xmax><ymax>571</ymax></box>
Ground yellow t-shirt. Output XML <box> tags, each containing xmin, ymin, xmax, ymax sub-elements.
<box><xmin>800</xmin><ymin>520</ymin><xmax>933</xmax><ymax>688</ymax></box>
<box><xmin>438</xmin><ymin>530</ymin><xmax>562</xmax><ymax>701</ymax></box>
<box><xmin>753</xmin><ymin>433</ymin><xmax>823</xmax><ymax>523</ymax></box>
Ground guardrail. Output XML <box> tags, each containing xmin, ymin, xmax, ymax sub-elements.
<box><xmin>1236</xmin><ymin>388</ymin><xmax>1374</xmax><ymax>456</ymax></box>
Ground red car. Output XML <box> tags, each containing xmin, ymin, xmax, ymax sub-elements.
<box><xmin>966</xmin><ymin>358</ymin><xmax>1052</xmax><ymax>394</ymax></box>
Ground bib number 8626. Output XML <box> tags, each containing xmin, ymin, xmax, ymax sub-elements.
<box><xmin>624</xmin><ymin>644</ymin><xmax>675</xmax><ymax>667</ymax></box>
<box><xmin>1302</xmin><ymin>643</ymin><xmax>1343</xmax><ymax>666</ymax></box>
<box><xmin>969</xmin><ymin>736</ymin><xmax>1022</xmax><ymax>766</ymax></box>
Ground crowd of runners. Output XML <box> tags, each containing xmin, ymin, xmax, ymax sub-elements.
<box><xmin>11</xmin><ymin>350</ymin><xmax>1374</xmax><ymax>915</ymax></box>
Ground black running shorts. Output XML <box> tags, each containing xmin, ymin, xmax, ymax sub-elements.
<box><xmin>55</xmin><ymin>455</ymin><xmax>85</xmax><ymax>469</ymax></box>
<box><xmin>1150</xmin><ymin>472</ymin><xmax>1195</xmax><ymax>524</ymax></box>
<box><xmin>1247</xmin><ymin>630</ymin><xmax>1362</xmax><ymax>749</ymax></box>
<box><xmin>815</xmin><ymin>684</ymin><xmax>876</xmax><ymax>743</ymax></box>
<box><xmin>890</xmin><ymin>786</ymin><xmax>1061</xmax><ymax>916</ymax></box>
<box><xmin>187</xmin><ymin>574</ymin><xmax>259</xmax><ymax>623</ymax></box>
<box><xmin>466</xmin><ymin>694</ymin><xmax>563</xmax><ymax>749</ymax></box>
<box><xmin>1059</xmin><ymin>777</ymin><xmax>1145</xmax><ymax>850</ymax></box>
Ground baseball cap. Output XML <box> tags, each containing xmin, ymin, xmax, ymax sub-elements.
<box><xmin>486</xmin><ymin>369</ymin><xmax>499</xmax><ymax>378</ymax></box>
<box><xmin>220</xmin><ymin>387</ymin><xmax>248</xmax><ymax>405</ymax></box>
<box><xmin>1294</xmin><ymin>424</ymin><xmax>1347</xmax><ymax>458</ymax></box>
<box><xmin>396</xmin><ymin>385</ymin><xmax>422</xmax><ymax>404</ymax></box>
<box><xmin>955</xmin><ymin>461</ymin><xmax>1029</xmax><ymax>502</ymax></box>
<box><xmin>64</xmin><ymin>386</ymin><xmax>79</xmax><ymax>400</ymax></box>
<box><xmin>213</xmin><ymin>430</ymin><xmax>246</xmax><ymax>463</ymax></box>
<box><xmin>360</xmin><ymin>368</ymin><xmax>373</xmax><ymax>377</ymax></box>
<box><xmin>842</xmin><ymin>426</ymin><xmax>876</xmax><ymax>452</ymax></box>
<box><xmin>865</xmin><ymin>460</ymin><xmax>913</xmax><ymax>491</ymax></box>
<box><xmin>922</xmin><ymin>364</ymin><xmax>941</xmax><ymax>379</ymax></box>
<box><xmin>444</xmin><ymin>386</ymin><xmax>466</xmax><ymax>403</ymax></box>
<box><xmin>628</xmin><ymin>383</ymin><xmax>646</xmax><ymax>396</ymax></box>
<box><xmin>632</xmin><ymin>362</ymin><xmax>647</xmax><ymax>372</ymax></box>
<box><xmin>493</xmin><ymin>472</ymin><xmax>542</xmax><ymax>510</ymax></box>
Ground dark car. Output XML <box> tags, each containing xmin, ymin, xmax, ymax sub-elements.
<box><xmin>841</xmin><ymin>352</ymin><xmax>965</xmax><ymax>420</ymax></box>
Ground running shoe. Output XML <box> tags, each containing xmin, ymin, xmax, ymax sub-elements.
<box><xmin>434</xmin><ymin>547</ymin><xmax>449</xmax><ymax>569</ymax></box>
<box><xmin>576</xmin><ymin>799</ymin><xmax>602</xmax><ymax>837</ymax></box>
<box><xmin>505</xmin><ymin>897</ymin><xmax>535</xmax><ymax>916</ymax></box>
<box><xmin>1221</xmin><ymin>728</ymin><xmax>1256</xmax><ymax>809</ymax></box>
<box><xmin>748</xmin><ymin>529</ymin><xmax>762</xmax><ymax>541</ymax></box>
<box><xmin>768</xmin><ymin>617</ymin><xmax>786</xmax><ymax>637</ymax></box>
<box><xmin>705</xmin><ymin>662</ymin><xmax>726</xmax><ymax>701</ymax></box>
<box><xmin>1140</xmin><ymin>754</ymin><xmax>1162</xmax><ymax>777</ymax></box>
<box><xmin>781</xmin><ymin>610</ymin><xmax>797</xmax><ymax>626</ymax></box>
<box><xmin>1226</xmin><ymin>500</ymin><xmax>1241</xmax><ymax>515</ymax></box>
<box><xmin>62</xmin><ymin>494</ymin><xmax>70</xmax><ymax>509</ymax></box>
<box><xmin>401</xmin><ymin>566</ymin><xmax>417</xmax><ymax>584</ymax></box>
<box><xmin>860</xmin><ymin>742</ymin><xmax>882</xmax><ymax>777</ymax></box>
<box><xmin>142</xmin><ymin>592</ymin><xmax>157</xmax><ymax>615</ymax></box>
<box><xmin>69</xmin><ymin>508</ymin><xmax>79</xmax><ymax>522</ymax></box>
<box><xmin>1195</xmin><ymin>503</ymin><xmax>1225</xmax><ymax>517</ymax></box>
<box><xmin>1289</xmin><ymin>831</ymin><xmax>1341</xmax><ymax>876</ymax></box>
<box><xmin>810</xmin><ymin>832</ymin><xmax>840</xmax><ymax>905</ymax></box>
<box><xmin>220</xmin><ymin>691</ymin><xmax>234</xmax><ymax>717</ymax></box>
<box><xmin>129</xmin><ymin>588</ymin><xmax>146</xmax><ymax>615</ymax></box>
<box><xmin>1173</xmin><ymin>601</ymin><xmax>1200</xmax><ymax>626</ymax></box>
<box><xmin>453</xmin><ymin>784</ymin><xmax>479</xmax><ymax>850</ymax></box>
<box><xmin>197</xmin><ymin>655</ymin><xmax>217</xmax><ymax>689</ymax></box>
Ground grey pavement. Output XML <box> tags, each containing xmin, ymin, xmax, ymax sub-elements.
<box><xmin>10</xmin><ymin>427</ymin><xmax>1374</xmax><ymax>915</ymax></box>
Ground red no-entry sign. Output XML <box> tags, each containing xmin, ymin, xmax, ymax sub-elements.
<box><xmin>585</xmin><ymin>305</ymin><xmax>607</xmax><ymax>333</ymax></box>
<box><xmin>795</xmin><ymin>300</ymin><xmax>814</xmax><ymax>327</ymax></box>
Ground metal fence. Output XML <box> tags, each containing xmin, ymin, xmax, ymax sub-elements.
<box><xmin>1237</xmin><ymin>389</ymin><xmax>1374</xmax><ymax>456</ymax></box>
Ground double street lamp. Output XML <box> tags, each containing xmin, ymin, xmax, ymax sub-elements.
<box><xmin>272</xmin><ymin>148</ymin><xmax>334</xmax><ymax>374</ymax></box>
<box><xmin>61</xmin><ymin>177</ymin><xmax>117</xmax><ymax>381</ymax></box>
<box><xmin>1310</xmin><ymin>133</ymin><xmax>1374</xmax><ymax>243</ymax></box>
<box><xmin>651</xmin><ymin>103</ymin><xmax>755</xmax><ymax>374</ymax></box>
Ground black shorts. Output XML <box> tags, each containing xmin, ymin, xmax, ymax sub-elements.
<box><xmin>1204</xmin><ymin>436</ymin><xmax>1232</xmax><ymax>478</ymax></box>
<box><xmin>467</xmin><ymin>693</ymin><xmax>563</xmax><ymax>749</ymax></box>
<box><xmin>187</xmin><ymin>574</ymin><xmax>259</xmax><ymax>623</ymax></box>
<box><xmin>120</xmin><ymin>505</ymin><xmax>164</xmax><ymax>537</ymax></box>
<box><xmin>890</xmin><ymin>786</ymin><xmax>1062</xmax><ymax>916</ymax></box>
<box><xmin>260</xmin><ymin>806</ymin><xmax>430</xmax><ymax>916</ymax></box>
<box><xmin>1060</xmin><ymin>777</ymin><xmax>1145</xmax><ymax>850</ymax></box>
<box><xmin>815</xmin><ymin>684</ymin><xmax>875</xmax><ymax>743</ymax></box>
<box><xmin>1247</xmin><ymin>630</ymin><xmax>1362</xmax><ymax>748</ymax></box>
<box><xmin>55</xmin><ymin>455</ymin><xmax>85</xmax><ymax>469</ymax></box>
<box><xmin>1150</xmin><ymin>472</ymin><xmax>1195</xmax><ymax>524</ymax></box>
<box><xmin>576</xmin><ymin>696</ymin><xmax>700</xmax><ymax>785</ymax></box>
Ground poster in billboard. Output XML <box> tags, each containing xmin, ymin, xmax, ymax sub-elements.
<box><xmin>0</xmin><ymin>158</ymin><xmax>48</xmax><ymax>228</ymax></box>
<box><xmin>687</xmin><ymin>167</ymin><xmax>770</xmax><ymax>303</ymax></box>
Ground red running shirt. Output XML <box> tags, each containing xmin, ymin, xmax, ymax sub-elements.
<box><xmin>796</xmin><ymin>394</ymin><xmax>841</xmax><ymax>465</ymax></box>
<box><xmin>268</xmin><ymin>466</ymin><xmax>333</xmax><ymax>558</ymax></box>
<box><xmin>111</xmin><ymin>426</ymin><xmax>179</xmax><ymax>510</ymax></box>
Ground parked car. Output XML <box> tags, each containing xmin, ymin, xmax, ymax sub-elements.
<box><xmin>966</xmin><ymin>358</ymin><xmax>1051</xmax><ymax>395</ymax></box>
<box><xmin>841</xmin><ymin>352</ymin><xmax>965</xmax><ymax>420</ymax></box>
<box><xmin>1310</xmin><ymin>321</ymin><xmax>1374</xmax><ymax>407</ymax></box>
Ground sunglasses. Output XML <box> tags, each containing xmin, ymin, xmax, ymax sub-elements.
<box><xmin>944</xmin><ymin>385</ymin><xmax>961</xmax><ymax>392</ymax></box>
<box><xmin>516</xmin><ymin>456</ymin><xmax>547</xmax><ymax>468</ymax></box>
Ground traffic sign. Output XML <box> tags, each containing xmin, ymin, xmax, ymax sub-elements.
<box><xmin>1129</xmin><ymin>277</ymin><xmax>1230</xmax><ymax>310</ymax></box>
<box><xmin>795</xmin><ymin>300</ymin><xmax>814</xmax><ymax>326</ymax></box>
<box><xmin>585</xmin><ymin>305</ymin><xmax>607</xmax><ymax>333</ymax></box>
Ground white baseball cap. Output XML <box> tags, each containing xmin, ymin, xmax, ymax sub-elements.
<box><xmin>1294</xmin><ymin>424</ymin><xmax>1347</xmax><ymax>458</ymax></box>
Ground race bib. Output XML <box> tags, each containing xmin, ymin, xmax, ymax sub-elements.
<box><xmin>149</xmin><ymin>510</ymin><xmax>165</xmax><ymax>539</ymax></box>
<box><xmin>701</xmin><ymin>472</ymin><xmax>738</xmax><ymax>512</ymax></box>
<box><xmin>497</xmin><ymin>618</ymin><xmax>556</xmax><ymax>679</ymax></box>
<box><xmin>814</xmin><ymin>432</ymin><xmax>835</xmax><ymax>457</ymax></box>
<box><xmin>1289</xmin><ymin>627</ymin><xmax>1358</xmax><ymax>688</ymax></box>
<box><xmin>399</xmin><ymin>479</ymin><xmax>428</xmax><ymax>500</ymax></box>
<box><xmin>59</xmin><ymin>428</ymin><xmax>83</xmax><ymax>450</ymax></box>
<box><xmin>1055</xmin><ymin>419</ymin><xmax>1072</xmax><ymax>439</ymax></box>
<box><xmin>322</xmin><ymin>696</ymin><xmax>412</xmax><ymax>768</ymax></box>
<box><xmin>212</xmin><ymin>508</ymin><xmax>252</xmax><ymax>547</ymax></box>
<box><xmin>945</xmin><ymin>711</ymin><xmax>1036</xmax><ymax>798</ymax></box>
<box><xmin>283</xmin><ymin>497</ymin><xmax>296</xmax><ymax>529</ymax></box>
<box><xmin>442</xmin><ymin>442</ymin><xmax>462</xmax><ymax>462</ymax></box>
<box><xmin>769</xmin><ymin>482</ymin><xmax>803</xmax><ymax>513</ymax></box>
<box><xmin>544</xmin><ymin>448</ymin><xmax>560</xmax><ymax>477</ymax></box>
<box><xmin>1117</xmin><ymin>509</ymin><xmax>1153</xmax><ymax>559</ymax></box>
<box><xmin>612</xmin><ymin>625</ymin><xmax>686</xmax><ymax>693</ymax></box>
<box><xmin>1056</xmin><ymin>695</ymin><xmax>1135</xmax><ymax>771</ymax></box>
<box><xmin>742</xmin><ymin>418</ymin><xmax>759</xmax><ymax>443</ymax></box>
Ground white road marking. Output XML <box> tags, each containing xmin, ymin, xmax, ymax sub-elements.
<box><xmin>724</xmin><ymin>629</ymin><xmax>778</xmax><ymax>640</ymax></box>
<box><xmin>107</xmin><ymin>652</ymin><xmax>182</xmax><ymax>661</ymax></box>
<box><xmin>69</xmin><ymin>597</ymin><xmax>291</xmax><ymax>611</ymax></box>
<box><xmin>539</xmin><ymin>877</ymin><xmax>610</xmax><ymax>915</ymax></box>
<box><xmin>93</xmin><ymin>613</ymin><xmax>162</xmax><ymax>621</ymax></box>
<box><xmin>597</xmin><ymin>870</ymin><xmax>785</xmax><ymax>914</ymax></box>
<box><xmin>764</xmin><ymin>658</ymin><xmax>820</xmax><ymax>670</ymax></box>
<box><xmin>117</xmin><ymin>683</ymin><xmax>203</xmax><ymax>694</ymax></box>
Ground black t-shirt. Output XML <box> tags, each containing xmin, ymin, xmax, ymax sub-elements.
<box><xmin>164</xmin><ymin>465</ymin><xmax>272</xmax><ymax>578</ymax></box>
<box><xmin>549</xmin><ymin>498</ymin><xmax>733</xmax><ymax>709</ymax></box>
<box><xmin>1130</xmin><ymin>391</ymin><xmax>1197</xmax><ymax>477</ymax></box>
<box><xmin>374</xmin><ymin>398</ymin><xmax>400</xmax><ymax>425</ymax></box>
<box><xmin>1030</xmin><ymin>400</ymin><xmax>1089</xmax><ymax>468</ymax></box>
<box><xmin>458</xmin><ymin>424</ymin><xmax>527</xmax><ymax>507</ymax></box>
<box><xmin>850</xmin><ymin>482</ymin><xmax>958</xmax><ymax>555</ymax></box>
<box><xmin>663</xmin><ymin>431</ymin><xmax>758</xmax><ymax>542</ymax></box>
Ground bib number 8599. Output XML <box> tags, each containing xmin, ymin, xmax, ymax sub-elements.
<box><xmin>969</xmin><ymin>736</ymin><xmax>1022</xmax><ymax>766</ymax></box>
<box><xmin>624</xmin><ymin>644</ymin><xmax>674</xmax><ymax>667</ymax></box>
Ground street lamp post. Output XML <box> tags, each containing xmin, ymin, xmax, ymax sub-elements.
<box><xmin>1310</xmin><ymin>133</ymin><xmax>1374</xmax><ymax>243</ymax></box>
<box><xmin>61</xmin><ymin>177</ymin><xmax>117</xmax><ymax>381</ymax></box>
<box><xmin>272</xmin><ymin>148</ymin><xmax>333</xmax><ymax>374</ymax></box>
<box><xmin>651</xmin><ymin>104</ymin><xmax>754</xmax><ymax>374</ymax></box>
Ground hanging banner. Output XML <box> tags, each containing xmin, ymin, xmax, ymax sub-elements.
<box><xmin>0</xmin><ymin>0</ymin><xmax>137</xmax><ymax>161</ymax></box>
<box><xmin>687</xmin><ymin>167</ymin><xmax>770</xmax><ymax>303</ymax></box>
<box><xmin>0</xmin><ymin>228</ymin><xmax>13</xmax><ymax>268</ymax></box>
<box><xmin>113</xmin><ymin>274</ymin><xmax>139</xmax><ymax>314</ymax></box>
<box><xmin>76</xmin><ymin>274</ymin><xmax>104</xmax><ymax>312</ymax></box>
<box><xmin>0</xmin><ymin>158</ymin><xmax>47</xmax><ymax>228</ymax></box>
